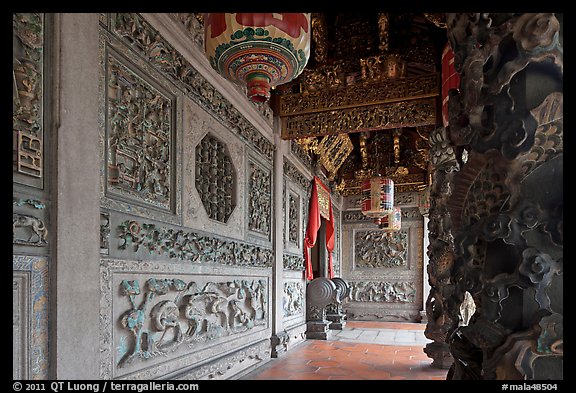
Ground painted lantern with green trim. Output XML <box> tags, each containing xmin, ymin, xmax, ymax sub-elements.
<box><xmin>204</xmin><ymin>13</ymin><xmax>311</xmax><ymax>103</ymax></box>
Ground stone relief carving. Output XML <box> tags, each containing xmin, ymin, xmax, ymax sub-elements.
<box><xmin>100</xmin><ymin>212</ymin><xmax>110</xmax><ymax>255</ymax></box>
<box><xmin>348</xmin><ymin>281</ymin><xmax>416</xmax><ymax>303</ymax></box>
<box><xmin>13</xmin><ymin>13</ymin><xmax>44</xmax><ymax>185</ymax></box>
<box><xmin>116</xmin><ymin>277</ymin><xmax>267</xmax><ymax>368</ymax></box>
<box><xmin>13</xmin><ymin>198</ymin><xmax>47</xmax><ymax>247</ymax></box>
<box><xmin>283</xmin><ymin>282</ymin><xmax>304</xmax><ymax>318</ymax></box>
<box><xmin>106</xmin><ymin>52</ymin><xmax>173</xmax><ymax>211</ymax></box>
<box><xmin>117</xmin><ymin>220</ymin><xmax>273</xmax><ymax>268</ymax></box>
<box><xmin>195</xmin><ymin>134</ymin><xmax>235</xmax><ymax>223</ymax></box>
<box><xmin>283</xmin><ymin>254</ymin><xmax>304</xmax><ymax>271</ymax></box>
<box><xmin>283</xmin><ymin>158</ymin><xmax>310</xmax><ymax>191</ymax></box>
<box><xmin>13</xmin><ymin>256</ymin><xmax>49</xmax><ymax>379</ymax></box>
<box><xmin>110</xmin><ymin>13</ymin><xmax>274</xmax><ymax>162</ymax></box>
<box><xmin>290</xmin><ymin>140</ymin><xmax>313</xmax><ymax>169</ymax></box>
<box><xmin>248</xmin><ymin>161</ymin><xmax>271</xmax><ymax>236</ymax></box>
<box><xmin>288</xmin><ymin>193</ymin><xmax>299</xmax><ymax>245</ymax></box>
<box><xmin>354</xmin><ymin>230</ymin><xmax>408</xmax><ymax>268</ymax></box>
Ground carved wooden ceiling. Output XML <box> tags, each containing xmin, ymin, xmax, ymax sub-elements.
<box><xmin>269</xmin><ymin>12</ymin><xmax>449</xmax><ymax>195</ymax></box>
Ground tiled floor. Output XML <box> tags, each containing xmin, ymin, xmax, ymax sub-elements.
<box><xmin>241</xmin><ymin>321</ymin><xmax>449</xmax><ymax>380</ymax></box>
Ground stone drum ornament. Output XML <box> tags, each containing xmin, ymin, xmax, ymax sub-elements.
<box><xmin>204</xmin><ymin>13</ymin><xmax>311</xmax><ymax>103</ymax></box>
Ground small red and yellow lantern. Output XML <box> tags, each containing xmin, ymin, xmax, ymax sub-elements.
<box><xmin>204</xmin><ymin>13</ymin><xmax>311</xmax><ymax>103</ymax></box>
<box><xmin>377</xmin><ymin>206</ymin><xmax>402</xmax><ymax>231</ymax></box>
<box><xmin>361</xmin><ymin>175</ymin><xmax>394</xmax><ymax>224</ymax></box>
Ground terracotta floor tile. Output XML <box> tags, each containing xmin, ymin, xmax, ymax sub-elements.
<box><xmin>241</xmin><ymin>323</ymin><xmax>449</xmax><ymax>381</ymax></box>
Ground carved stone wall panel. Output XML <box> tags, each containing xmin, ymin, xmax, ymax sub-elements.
<box><xmin>109</xmin><ymin>13</ymin><xmax>274</xmax><ymax>162</ymax></box>
<box><xmin>354</xmin><ymin>230</ymin><xmax>408</xmax><ymax>268</ymax></box>
<box><xmin>12</xmin><ymin>256</ymin><xmax>49</xmax><ymax>380</ymax></box>
<box><xmin>13</xmin><ymin>272</ymin><xmax>30</xmax><ymax>379</ymax></box>
<box><xmin>283</xmin><ymin>171</ymin><xmax>310</xmax><ymax>255</ymax></box>
<box><xmin>332</xmin><ymin>206</ymin><xmax>342</xmax><ymax>277</ymax></box>
<box><xmin>341</xmin><ymin>217</ymin><xmax>423</xmax><ymax>322</ymax></box>
<box><xmin>283</xmin><ymin>280</ymin><xmax>305</xmax><ymax>323</ymax></box>
<box><xmin>287</xmin><ymin>192</ymin><xmax>300</xmax><ymax>247</ymax></box>
<box><xmin>13</xmin><ymin>196</ymin><xmax>49</xmax><ymax>252</ymax></box>
<box><xmin>13</xmin><ymin>13</ymin><xmax>44</xmax><ymax>189</ymax></box>
<box><xmin>247</xmin><ymin>158</ymin><xmax>272</xmax><ymax>242</ymax></box>
<box><xmin>99</xmin><ymin>30</ymin><xmax>182</xmax><ymax>224</ymax></box>
<box><xmin>182</xmin><ymin>99</ymin><xmax>246</xmax><ymax>240</ymax></box>
<box><xmin>105</xmin><ymin>49</ymin><xmax>175</xmax><ymax>211</ymax></box>
<box><xmin>111</xmin><ymin>216</ymin><xmax>273</xmax><ymax>268</ymax></box>
<box><xmin>100</xmin><ymin>258</ymin><xmax>271</xmax><ymax>380</ymax></box>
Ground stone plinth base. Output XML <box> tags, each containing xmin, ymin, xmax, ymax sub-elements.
<box><xmin>326</xmin><ymin>313</ymin><xmax>346</xmax><ymax>330</ymax></box>
<box><xmin>306</xmin><ymin>320</ymin><xmax>332</xmax><ymax>340</ymax></box>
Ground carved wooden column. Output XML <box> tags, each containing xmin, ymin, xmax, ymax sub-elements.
<box><xmin>443</xmin><ymin>13</ymin><xmax>563</xmax><ymax>380</ymax></box>
<box><xmin>423</xmin><ymin>126</ymin><xmax>460</xmax><ymax>369</ymax></box>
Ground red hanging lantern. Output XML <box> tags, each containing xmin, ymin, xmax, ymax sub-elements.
<box><xmin>204</xmin><ymin>13</ymin><xmax>311</xmax><ymax>103</ymax></box>
<box><xmin>361</xmin><ymin>175</ymin><xmax>394</xmax><ymax>225</ymax></box>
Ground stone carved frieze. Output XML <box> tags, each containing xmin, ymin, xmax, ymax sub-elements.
<box><xmin>279</xmin><ymin>73</ymin><xmax>439</xmax><ymax>117</ymax></box>
<box><xmin>106</xmin><ymin>52</ymin><xmax>173</xmax><ymax>211</ymax></box>
<box><xmin>288</xmin><ymin>193</ymin><xmax>299</xmax><ymax>245</ymax></box>
<box><xmin>283</xmin><ymin>254</ymin><xmax>304</xmax><ymax>271</ymax></box>
<box><xmin>195</xmin><ymin>134</ymin><xmax>235</xmax><ymax>223</ymax></box>
<box><xmin>248</xmin><ymin>161</ymin><xmax>271</xmax><ymax>236</ymax></box>
<box><xmin>110</xmin><ymin>13</ymin><xmax>274</xmax><ymax>162</ymax></box>
<box><xmin>348</xmin><ymin>281</ymin><xmax>416</xmax><ymax>303</ymax></box>
<box><xmin>283</xmin><ymin>282</ymin><xmax>304</xmax><ymax>318</ymax></box>
<box><xmin>282</xmin><ymin>97</ymin><xmax>436</xmax><ymax>139</ymax></box>
<box><xmin>117</xmin><ymin>220</ymin><xmax>273</xmax><ymax>268</ymax></box>
<box><xmin>354</xmin><ymin>230</ymin><xmax>408</xmax><ymax>268</ymax></box>
<box><xmin>13</xmin><ymin>13</ymin><xmax>44</xmax><ymax>185</ymax></box>
<box><xmin>116</xmin><ymin>277</ymin><xmax>267</xmax><ymax>368</ymax></box>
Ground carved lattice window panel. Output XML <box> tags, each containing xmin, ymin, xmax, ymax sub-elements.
<box><xmin>195</xmin><ymin>134</ymin><xmax>235</xmax><ymax>223</ymax></box>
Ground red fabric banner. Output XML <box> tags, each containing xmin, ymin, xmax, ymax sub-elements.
<box><xmin>304</xmin><ymin>177</ymin><xmax>334</xmax><ymax>280</ymax></box>
<box><xmin>441</xmin><ymin>42</ymin><xmax>460</xmax><ymax>127</ymax></box>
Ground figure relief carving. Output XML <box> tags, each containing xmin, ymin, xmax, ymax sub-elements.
<box><xmin>106</xmin><ymin>53</ymin><xmax>173</xmax><ymax>210</ymax></box>
<box><xmin>116</xmin><ymin>278</ymin><xmax>267</xmax><ymax>368</ymax></box>
<box><xmin>288</xmin><ymin>193</ymin><xmax>300</xmax><ymax>245</ymax></box>
<box><xmin>248</xmin><ymin>161</ymin><xmax>271</xmax><ymax>236</ymax></box>
<box><xmin>112</xmin><ymin>13</ymin><xmax>274</xmax><ymax>161</ymax></box>
<box><xmin>348</xmin><ymin>281</ymin><xmax>416</xmax><ymax>303</ymax></box>
<box><xmin>355</xmin><ymin>230</ymin><xmax>408</xmax><ymax>268</ymax></box>
<box><xmin>283</xmin><ymin>282</ymin><xmax>304</xmax><ymax>317</ymax></box>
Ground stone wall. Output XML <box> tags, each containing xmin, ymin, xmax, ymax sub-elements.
<box><xmin>12</xmin><ymin>12</ymin><xmax>323</xmax><ymax>380</ymax></box>
<box><xmin>341</xmin><ymin>192</ymin><xmax>424</xmax><ymax>322</ymax></box>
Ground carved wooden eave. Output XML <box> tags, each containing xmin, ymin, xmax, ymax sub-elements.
<box><xmin>279</xmin><ymin>73</ymin><xmax>440</xmax><ymax>139</ymax></box>
<box><xmin>339</xmin><ymin>172</ymin><xmax>426</xmax><ymax>197</ymax></box>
